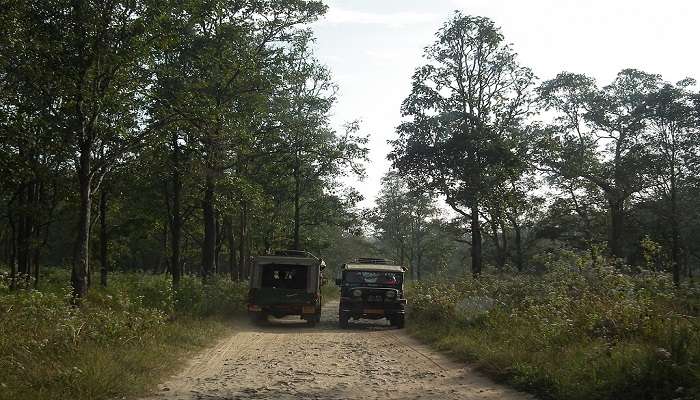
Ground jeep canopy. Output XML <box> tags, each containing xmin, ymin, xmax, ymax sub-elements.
<box><xmin>250</xmin><ymin>255</ymin><xmax>323</xmax><ymax>294</ymax></box>
<box><xmin>343</xmin><ymin>263</ymin><xmax>406</xmax><ymax>273</ymax></box>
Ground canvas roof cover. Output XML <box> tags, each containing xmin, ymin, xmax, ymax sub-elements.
<box><xmin>343</xmin><ymin>263</ymin><xmax>406</xmax><ymax>273</ymax></box>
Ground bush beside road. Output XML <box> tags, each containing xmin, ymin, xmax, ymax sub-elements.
<box><xmin>406</xmin><ymin>254</ymin><xmax>699</xmax><ymax>400</ymax></box>
<box><xmin>0</xmin><ymin>269</ymin><xmax>247</xmax><ymax>400</ymax></box>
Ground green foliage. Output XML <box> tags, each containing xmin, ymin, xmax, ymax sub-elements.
<box><xmin>407</xmin><ymin>253</ymin><xmax>700</xmax><ymax>400</ymax></box>
<box><xmin>390</xmin><ymin>12</ymin><xmax>536</xmax><ymax>275</ymax></box>
<box><xmin>640</xmin><ymin>235</ymin><xmax>665</xmax><ymax>271</ymax></box>
<box><xmin>0</xmin><ymin>270</ymin><xmax>246</xmax><ymax>400</ymax></box>
<box><xmin>108</xmin><ymin>273</ymin><xmax>175</xmax><ymax>314</ymax></box>
<box><xmin>174</xmin><ymin>275</ymin><xmax>248</xmax><ymax>316</ymax></box>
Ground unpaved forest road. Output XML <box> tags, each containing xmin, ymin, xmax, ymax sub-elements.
<box><xmin>141</xmin><ymin>301</ymin><xmax>534</xmax><ymax>400</ymax></box>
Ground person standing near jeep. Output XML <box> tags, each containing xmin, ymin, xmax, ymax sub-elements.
<box><xmin>335</xmin><ymin>258</ymin><xmax>407</xmax><ymax>328</ymax></box>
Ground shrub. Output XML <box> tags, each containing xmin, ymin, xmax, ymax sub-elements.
<box><xmin>110</xmin><ymin>273</ymin><xmax>175</xmax><ymax>314</ymax></box>
<box><xmin>0</xmin><ymin>271</ymin><xmax>246</xmax><ymax>400</ymax></box>
<box><xmin>174</xmin><ymin>275</ymin><xmax>247</xmax><ymax>316</ymax></box>
<box><xmin>407</xmin><ymin>254</ymin><xmax>700</xmax><ymax>400</ymax></box>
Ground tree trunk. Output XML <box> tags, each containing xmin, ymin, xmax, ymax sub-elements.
<box><xmin>8</xmin><ymin>217</ymin><xmax>17</xmax><ymax>291</ymax></box>
<box><xmin>245</xmin><ymin>229</ymin><xmax>252</xmax><ymax>280</ymax></box>
<box><xmin>16</xmin><ymin>182</ymin><xmax>36</xmax><ymax>282</ymax></box>
<box><xmin>238</xmin><ymin>202</ymin><xmax>247</xmax><ymax>280</ymax></box>
<box><xmin>513</xmin><ymin>221</ymin><xmax>523</xmax><ymax>272</ymax></box>
<box><xmin>72</xmin><ymin>147</ymin><xmax>92</xmax><ymax>299</ymax></box>
<box><xmin>607</xmin><ymin>196</ymin><xmax>625</xmax><ymax>260</ymax></box>
<box><xmin>158</xmin><ymin>222</ymin><xmax>168</xmax><ymax>274</ymax></box>
<box><xmin>201</xmin><ymin>173</ymin><xmax>216</xmax><ymax>281</ymax></box>
<box><xmin>416</xmin><ymin>249</ymin><xmax>422</xmax><ymax>281</ymax></box>
<box><xmin>670</xmin><ymin>171</ymin><xmax>681</xmax><ymax>286</ymax></box>
<box><xmin>170</xmin><ymin>133</ymin><xmax>183</xmax><ymax>288</ymax></box>
<box><xmin>500</xmin><ymin>221</ymin><xmax>508</xmax><ymax>269</ymax></box>
<box><xmin>471</xmin><ymin>196</ymin><xmax>482</xmax><ymax>277</ymax></box>
<box><xmin>490</xmin><ymin>220</ymin><xmax>505</xmax><ymax>270</ymax></box>
<box><xmin>32</xmin><ymin>181</ymin><xmax>48</xmax><ymax>289</ymax></box>
<box><xmin>293</xmin><ymin>170</ymin><xmax>301</xmax><ymax>250</ymax></box>
<box><xmin>224</xmin><ymin>215</ymin><xmax>237</xmax><ymax>281</ymax></box>
<box><xmin>99</xmin><ymin>187</ymin><xmax>109</xmax><ymax>287</ymax></box>
<box><xmin>3</xmin><ymin>226</ymin><xmax>10</xmax><ymax>274</ymax></box>
<box><xmin>214</xmin><ymin>214</ymin><xmax>222</xmax><ymax>274</ymax></box>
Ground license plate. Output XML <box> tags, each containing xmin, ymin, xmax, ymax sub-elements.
<box><xmin>364</xmin><ymin>309</ymin><xmax>384</xmax><ymax>315</ymax></box>
<box><xmin>302</xmin><ymin>306</ymin><xmax>316</xmax><ymax>314</ymax></box>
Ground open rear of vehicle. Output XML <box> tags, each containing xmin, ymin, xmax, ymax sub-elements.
<box><xmin>247</xmin><ymin>250</ymin><xmax>323</xmax><ymax>325</ymax></box>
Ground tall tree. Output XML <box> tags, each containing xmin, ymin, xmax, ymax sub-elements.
<box><xmin>371</xmin><ymin>171</ymin><xmax>438</xmax><ymax>279</ymax></box>
<box><xmin>643</xmin><ymin>79</ymin><xmax>700</xmax><ymax>285</ymax></box>
<box><xmin>2</xmin><ymin>0</ymin><xmax>161</xmax><ymax>297</ymax></box>
<box><xmin>537</xmin><ymin>69</ymin><xmax>660</xmax><ymax>259</ymax></box>
<box><xmin>390</xmin><ymin>13</ymin><xmax>534</xmax><ymax>276</ymax></box>
<box><xmin>265</xmin><ymin>35</ymin><xmax>368</xmax><ymax>250</ymax></box>
<box><xmin>153</xmin><ymin>0</ymin><xmax>327</xmax><ymax>280</ymax></box>
<box><xmin>0</xmin><ymin>1</ymin><xmax>71</xmax><ymax>289</ymax></box>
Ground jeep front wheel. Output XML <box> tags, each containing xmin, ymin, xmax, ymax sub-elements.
<box><xmin>250</xmin><ymin>312</ymin><xmax>267</xmax><ymax>325</ymax></box>
<box><xmin>391</xmin><ymin>315</ymin><xmax>405</xmax><ymax>329</ymax></box>
<box><xmin>338</xmin><ymin>312</ymin><xmax>349</xmax><ymax>329</ymax></box>
<box><xmin>306</xmin><ymin>313</ymin><xmax>320</xmax><ymax>327</ymax></box>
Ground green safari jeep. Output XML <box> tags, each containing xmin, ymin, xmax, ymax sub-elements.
<box><xmin>336</xmin><ymin>258</ymin><xmax>407</xmax><ymax>329</ymax></box>
<box><xmin>247</xmin><ymin>250</ymin><xmax>324</xmax><ymax>326</ymax></box>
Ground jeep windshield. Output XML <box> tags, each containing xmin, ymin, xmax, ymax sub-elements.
<box><xmin>344</xmin><ymin>270</ymin><xmax>402</xmax><ymax>286</ymax></box>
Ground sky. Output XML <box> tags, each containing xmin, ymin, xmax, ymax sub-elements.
<box><xmin>310</xmin><ymin>0</ymin><xmax>700</xmax><ymax>207</ymax></box>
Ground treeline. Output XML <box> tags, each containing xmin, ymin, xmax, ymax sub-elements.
<box><xmin>372</xmin><ymin>12</ymin><xmax>700</xmax><ymax>285</ymax></box>
<box><xmin>0</xmin><ymin>0</ymin><xmax>368</xmax><ymax>297</ymax></box>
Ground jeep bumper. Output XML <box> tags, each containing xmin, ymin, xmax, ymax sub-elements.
<box><xmin>339</xmin><ymin>298</ymin><xmax>406</xmax><ymax>319</ymax></box>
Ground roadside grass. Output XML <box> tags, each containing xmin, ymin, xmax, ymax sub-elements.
<box><xmin>4</xmin><ymin>317</ymin><xmax>230</xmax><ymax>400</ymax></box>
<box><xmin>409</xmin><ymin>315</ymin><xmax>698</xmax><ymax>400</ymax></box>
<box><xmin>406</xmin><ymin>254</ymin><xmax>700</xmax><ymax>400</ymax></box>
<box><xmin>0</xmin><ymin>268</ymin><xmax>247</xmax><ymax>400</ymax></box>
<box><xmin>321</xmin><ymin>283</ymin><xmax>340</xmax><ymax>304</ymax></box>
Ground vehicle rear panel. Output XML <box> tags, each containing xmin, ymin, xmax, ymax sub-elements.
<box><xmin>252</xmin><ymin>287</ymin><xmax>315</xmax><ymax>305</ymax></box>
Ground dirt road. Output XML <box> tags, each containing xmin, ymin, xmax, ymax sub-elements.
<box><xmin>142</xmin><ymin>301</ymin><xmax>534</xmax><ymax>400</ymax></box>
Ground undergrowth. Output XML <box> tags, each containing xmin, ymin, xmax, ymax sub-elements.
<box><xmin>406</xmin><ymin>251</ymin><xmax>699</xmax><ymax>400</ymax></box>
<box><xmin>0</xmin><ymin>269</ymin><xmax>248</xmax><ymax>400</ymax></box>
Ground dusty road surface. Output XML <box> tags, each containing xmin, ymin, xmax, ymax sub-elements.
<box><xmin>142</xmin><ymin>301</ymin><xmax>534</xmax><ymax>400</ymax></box>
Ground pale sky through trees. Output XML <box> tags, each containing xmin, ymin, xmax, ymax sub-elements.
<box><xmin>310</xmin><ymin>0</ymin><xmax>700</xmax><ymax>207</ymax></box>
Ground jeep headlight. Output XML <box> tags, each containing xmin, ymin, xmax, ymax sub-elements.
<box><xmin>352</xmin><ymin>289</ymin><xmax>362</xmax><ymax>297</ymax></box>
<box><xmin>385</xmin><ymin>291</ymin><xmax>396</xmax><ymax>299</ymax></box>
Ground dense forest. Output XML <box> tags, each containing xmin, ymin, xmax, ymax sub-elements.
<box><xmin>0</xmin><ymin>0</ymin><xmax>370</xmax><ymax>297</ymax></box>
<box><xmin>1</xmin><ymin>1</ymin><xmax>699</xmax><ymax>400</ymax></box>
<box><xmin>375</xmin><ymin>14</ymin><xmax>700</xmax><ymax>286</ymax></box>
<box><xmin>2</xmin><ymin>3</ymin><xmax>698</xmax><ymax>294</ymax></box>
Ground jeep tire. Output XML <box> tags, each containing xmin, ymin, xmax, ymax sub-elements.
<box><xmin>391</xmin><ymin>315</ymin><xmax>405</xmax><ymax>329</ymax></box>
<box><xmin>339</xmin><ymin>311</ymin><xmax>349</xmax><ymax>329</ymax></box>
<box><xmin>306</xmin><ymin>313</ymin><xmax>321</xmax><ymax>327</ymax></box>
<box><xmin>250</xmin><ymin>312</ymin><xmax>267</xmax><ymax>325</ymax></box>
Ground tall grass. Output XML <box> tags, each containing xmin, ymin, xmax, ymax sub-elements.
<box><xmin>407</xmin><ymin>252</ymin><xmax>700</xmax><ymax>400</ymax></box>
<box><xmin>0</xmin><ymin>268</ymin><xmax>248</xmax><ymax>400</ymax></box>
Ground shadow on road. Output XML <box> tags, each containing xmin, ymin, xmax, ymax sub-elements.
<box><xmin>235</xmin><ymin>300</ymin><xmax>399</xmax><ymax>334</ymax></box>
